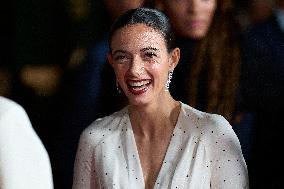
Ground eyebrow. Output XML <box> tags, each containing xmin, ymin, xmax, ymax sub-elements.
<box><xmin>112</xmin><ymin>47</ymin><xmax>159</xmax><ymax>55</ymax></box>
<box><xmin>141</xmin><ymin>47</ymin><xmax>159</xmax><ymax>52</ymax></box>
<box><xmin>112</xmin><ymin>50</ymin><xmax>128</xmax><ymax>55</ymax></box>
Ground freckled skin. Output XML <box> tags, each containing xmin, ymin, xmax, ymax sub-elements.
<box><xmin>107</xmin><ymin>23</ymin><xmax>181</xmax><ymax>189</ymax></box>
<box><xmin>108</xmin><ymin>24</ymin><xmax>175</xmax><ymax>107</ymax></box>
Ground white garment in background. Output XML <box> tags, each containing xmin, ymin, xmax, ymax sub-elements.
<box><xmin>0</xmin><ymin>96</ymin><xmax>54</xmax><ymax>189</ymax></box>
<box><xmin>73</xmin><ymin>102</ymin><xmax>249</xmax><ymax>189</ymax></box>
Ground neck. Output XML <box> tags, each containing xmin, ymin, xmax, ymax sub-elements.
<box><xmin>128</xmin><ymin>94</ymin><xmax>180</xmax><ymax>138</ymax></box>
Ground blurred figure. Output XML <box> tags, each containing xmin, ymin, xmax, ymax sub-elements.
<box><xmin>0</xmin><ymin>96</ymin><xmax>53</xmax><ymax>189</ymax></box>
<box><xmin>156</xmin><ymin>0</ymin><xmax>241</xmax><ymax>121</ymax></box>
<box><xmin>156</xmin><ymin>0</ymin><xmax>253</xmax><ymax>162</ymax></box>
<box><xmin>242</xmin><ymin>0</ymin><xmax>284</xmax><ymax>188</ymax></box>
<box><xmin>236</xmin><ymin>0</ymin><xmax>275</xmax><ymax>31</ymax></box>
<box><xmin>250</xmin><ymin>0</ymin><xmax>275</xmax><ymax>24</ymax></box>
<box><xmin>54</xmin><ymin>1</ymin><xmax>152</xmax><ymax>188</ymax></box>
<box><xmin>104</xmin><ymin>0</ymin><xmax>145</xmax><ymax>20</ymax></box>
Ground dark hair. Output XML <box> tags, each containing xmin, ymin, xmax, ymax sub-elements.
<box><xmin>108</xmin><ymin>7</ymin><xmax>175</xmax><ymax>52</ymax></box>
<box><xmin>186</xmin><ymin>0</ymin><xmax>241</xmax><ymax>121</ymax></box>
<box><xmin>157</xmin><ymin>0</ymin><xmax>241</xmax><ymax>121</ymax></box>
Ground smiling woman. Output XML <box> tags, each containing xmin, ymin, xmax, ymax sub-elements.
<box><xmin>72</xmin><ymin>8</ymin><xmax>249</xmax><ymax>189</ymax></box>
<box><xmin>108</xmin><ymin>23</ymin><xmax>179</xmax><ymax>106</ymax></box>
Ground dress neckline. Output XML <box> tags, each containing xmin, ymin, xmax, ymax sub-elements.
<box><xmin>125</xmin><ymin>102</ymin><xmax>184</xmax><ymax>188</ymax></box>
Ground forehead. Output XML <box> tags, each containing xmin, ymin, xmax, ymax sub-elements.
<box><xmin>110</xmin><ymin>24</ymin><xmax>166</xmax><ymax>50</ymax></box>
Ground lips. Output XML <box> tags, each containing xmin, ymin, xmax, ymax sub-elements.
<box><xmin>126</xmin><ymin>79</ymin><xmax>152</xmax><ymax>95</ymax></box>
<box><xmin>188</xmin><ymin>20</ymin><xmax>204</xmax><ymax>29</ymax></box>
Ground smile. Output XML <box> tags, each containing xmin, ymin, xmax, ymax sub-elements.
<box><xmin>127</xmin><ymin>79</ymin><xmax>152</xmax><ymax>95</ymax></box>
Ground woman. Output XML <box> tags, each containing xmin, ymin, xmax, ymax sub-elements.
<box><xmin>72</xmin><ymin>8</ymin><xmax>248</xmax><ymax>189</ymax></box>
<box><xmin>156</xmin><ymin>0</ymin><xmax>241</xmax><ymax>122</ymax></box>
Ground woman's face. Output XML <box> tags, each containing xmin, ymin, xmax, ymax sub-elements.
<box><xmin>163</xmin><ymin>0</ymin><xmax>217</xmax><ymax>39</ymax></box>
<box><xmin>108</xmin><ymin>24</ymin><xmax>179</xmax><ymax>106</ymax></box>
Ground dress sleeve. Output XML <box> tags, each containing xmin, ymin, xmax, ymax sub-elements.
<box><xmin>209</xmin><ymin>115</ymin><xmax>249</xmax><ymax>189</ymax></box>
<box><xmin>72</xmin><ymin>129</ymin><xmax>97</xmax><ymax>189</ymax></box>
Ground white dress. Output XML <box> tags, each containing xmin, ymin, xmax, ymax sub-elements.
<box><xmin>0</xmin><ymin>96</ymin><xmax>54</xmax><ymax>189</ymax></box>
<box><xmin>73</xmin><ymin>103</ymin><xmax>249</xmax><ymax>189</ymax></box>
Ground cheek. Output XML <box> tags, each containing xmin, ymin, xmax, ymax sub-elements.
<box><xmin>114</xmin><ymin>66</ymin><xmax>127</xmax><ymax>80</ymax></box>
<box><xmin>149</xmin><ymin>63</ymin><xmax>169</xmax><ymax>83</ymax></box>
<box><xmin>204</xmin><ymin>3</ymin><xmax>216</xmax><ymax>22</ymax></box>
<box><xmin>203</xmin><ymin>11</ymin><xmax>215</xmax><ymax>33</ymax></box>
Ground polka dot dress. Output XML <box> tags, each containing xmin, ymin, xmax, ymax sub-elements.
<box><xmin>72</xmin><ymin>103</ymin><xmax>249</xmax><ymax>189</ymax></box>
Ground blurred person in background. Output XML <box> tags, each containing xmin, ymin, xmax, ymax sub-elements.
<box><xmin>236</xmin><ymin>0</ymin><xmax>275</xmax><ymax>31</ymax></box>
<box><xmin>0</xmin><ymin>96</ymin><xmax>53</xmax><ymax>189</ymax></box>
<box><xmin>249</xmin><ymin>0</ymin><xmax>275</xmax><ymax>24</ymax></box>
<box><xmin>242</xmin><ymin>0</ymin><xmax>284</xmax><ymax>187</ymax></box>
<box><xmin>155</xmin><ymin>0</ymin><xmax>254</xmax><ymax>166</ymax></box>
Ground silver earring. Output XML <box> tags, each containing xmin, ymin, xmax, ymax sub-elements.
<box><xmin>116</xmin><ymin>80</ymin><xmax>122</xmax><ymax>94</ymax></box>
<box><xmin>165</xmin><ymin>70</ymin><xmax>173</xmax><ymax>91</ymax></box>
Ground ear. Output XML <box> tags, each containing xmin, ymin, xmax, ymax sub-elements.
<box><xmin>107</xmin><ymin>53</ymin><xmax>114</xmax><ymax>67</ymax></box>
<box><xmin>169</xmin><ymin>47</ymin><xmax>180</xmax><ymax>71</ymax></box>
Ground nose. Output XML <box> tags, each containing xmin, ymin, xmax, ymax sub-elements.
<box><xmin>187</xmin><ymin>0</ymin><xmax>199</xmax><ymax>14</ymax></box>
<box><xmin>128</xmin><ymin>55</ymin><xmax>145</xmax><ymax>76</ymax></box>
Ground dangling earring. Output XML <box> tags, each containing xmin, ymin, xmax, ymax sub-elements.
<box><xmin>165</xmin><ymin>70</ymin><xmax>173</xmax><ymax>91</ymax></box>
<box><xmin>116</xmin><ymin>80</ymin><xmax>122</xmax><ymax>94</ymax></box>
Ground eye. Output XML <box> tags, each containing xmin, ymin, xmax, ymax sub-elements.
<box><xmin>114</xmin><ymin>55</ymin><xmax>126</xmax><ymax>61</ymax></box>
<box><xmin>113</xmin><ymin>53</ymin><xmax>131</xmax><ymax>64</ymax></box>
<box><xmin>144</xmin><ymin>52</ymin><xmax>157</xmax><ymax>59</ymax></box>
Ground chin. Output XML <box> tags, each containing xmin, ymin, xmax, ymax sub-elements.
<box><xmin>125</xmin><ymin>85</ymin><xmax>152</xmax><ymax>105</ymax></box>
<box><xmin>188</xmin><ymin>29</ymin><xmax>208</xmax><ymax>40</ymax></box>
<box><xmin>128</xmin><ymin>96</ymin><xmax>150</xmax><ymax>107</ymax></box>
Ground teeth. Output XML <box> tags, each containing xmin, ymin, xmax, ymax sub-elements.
<box><xmin>128</xmin><ymin>80</ymin><xmax>150</xmax><ymax>87</ymax></box>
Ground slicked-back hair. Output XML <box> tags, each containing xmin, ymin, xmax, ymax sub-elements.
<box><xmin>108</xmin><ymin>7</ymin><xmax>175</xmax><ymax>52</ymax></box>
